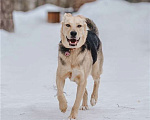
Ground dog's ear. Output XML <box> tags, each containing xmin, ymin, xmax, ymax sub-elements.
<box><xmin>64</xmin><ymin>13</ymin><xmax>72</xmax><ymax>17</ymax></box>
<box><xmin>62</xmin><ymin>13</ymin><xmax>72</xmax><ymax>22</ymax></box>
<box><xmin>77</xmin><ymin>15</ymin><xmax>86</xmax><ymax>20</ymax></box>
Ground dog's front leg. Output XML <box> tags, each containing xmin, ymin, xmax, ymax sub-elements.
<box><xmin>69</xmin><ymin>74</ymin><xmax>87</xmax><ymax>119</ymax></box>
<box><xmin>56</xmin><ymin>69</ymin><xmax>67</xmax><ymax>113</ymax></box>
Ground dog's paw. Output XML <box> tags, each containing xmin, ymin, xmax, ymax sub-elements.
<box><xmin>68</xmin><ymin>118</ymin><xmax>77</xmax><ymax>120</ymax></box>
<box><xmin>68</xmin><ymin>110</ymin><xmax>77</xmax><ymax>120</ymax></box>
<box><xmin>68</xmin><ymin>115</ymin><xmax>77</xmax><ymax>120</ymax></box>
<box><xmin>59</xmin><ymin>100</ymin><xmax>67</xmax><ymax>113</ymax></box>
<box><xmin>59</xmin><ymin>101</ymin><xmax>67</xmax><ymax>113</ymax></box>
<box><xmin>58</xmin><ymin>95</ymin><xmax>68</xmax><ymax>113</ymax></box>
<box><xmin>90</xmin><ymin>97</ymin><xmax>97</xmax><ymax>106</ymax></box>
<box><xmin>79</xmin><ymin>105</ymin><xmax>89</xmax><ymax>110</ymax></box>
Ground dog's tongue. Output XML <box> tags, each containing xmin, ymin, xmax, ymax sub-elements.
<box><xmin>65</xmin><ymin>51</ymin><xmax>70</xmax><ymax>56</ymax></box>
<box><xmin>70</xmin><ymin>39</ymin><xmax>76</xmax><ymax>43</ymax></box>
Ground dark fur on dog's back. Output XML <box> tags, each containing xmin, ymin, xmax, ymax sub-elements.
<box><xmin>81</xmin><ymin>30</ymin><xmax>100</xmax><ymax>64</ymax></box>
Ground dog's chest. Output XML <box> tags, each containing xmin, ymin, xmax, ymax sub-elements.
<box><xmin>65</xmin><ymin>50</ymin><xmax>83</xmax><ymax>66</ymax></box>
<box><xmin>58</xmin><ymin>48</ymin><xmax>93</xmax><ymax>83</ymax></box>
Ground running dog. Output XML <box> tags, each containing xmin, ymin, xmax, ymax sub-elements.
<box><xmin>56</xmin><ymin>13</ymin><xmax>103</xmax><ymax>119</ymax></box>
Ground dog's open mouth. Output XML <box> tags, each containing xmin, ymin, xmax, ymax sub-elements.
<box><xmin>66</xmin><ymin>36</ymin><xmax>80</xmax><ymax>46</ymax></box>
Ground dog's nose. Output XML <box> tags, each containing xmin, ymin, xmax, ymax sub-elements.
<box><xmin>70</xmin><ymin>31</ymin><xmax>77</xmax><ymax>37</ymax></box>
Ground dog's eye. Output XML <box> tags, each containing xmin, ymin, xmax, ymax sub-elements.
<box><xmin>77</xmin><ymin>25</ymin><xmax>82</xmax><ymax>28</ymax></box>
<box><xmin>66</xmin><ymin>24</ymin><xmax>71</xmax><ymax>27</ymax></box>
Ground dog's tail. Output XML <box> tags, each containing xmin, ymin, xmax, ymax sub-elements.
<box><xmin>86</xmin><ymin>18</ymin><xmax>99</xmax><ymax>36</ymax></box>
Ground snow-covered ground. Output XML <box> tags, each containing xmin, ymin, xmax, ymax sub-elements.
<box><xmin>1</xmin><ymin>0</ymin><xmax>150</xmax><ymax>120</ymax></box>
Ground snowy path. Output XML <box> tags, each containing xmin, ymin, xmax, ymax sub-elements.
<box><xmin>1</xmin><ymin>1</ymin><xmax>150</xmax><ymax>120</ymax></box>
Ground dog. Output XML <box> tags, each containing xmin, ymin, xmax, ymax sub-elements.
<box><xmin>56</xmin><ymin>13</ymin><xmax>103</xmax><ymax>119</ymax></box>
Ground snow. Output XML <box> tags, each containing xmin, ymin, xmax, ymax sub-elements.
<box><xmin>1</xmin><ymin>0</ymin><xmax>150</xmax><ymax>120</ymax></box>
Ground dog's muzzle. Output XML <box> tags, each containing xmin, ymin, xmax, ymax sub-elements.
<box><xmin>66</xmin><ymin>36</ymin><xmax>80</xmax><ymax>46</ymax></box>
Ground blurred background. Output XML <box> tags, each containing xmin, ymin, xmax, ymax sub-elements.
<box><xmin>0</xmin><ymin>0</ymin><xmax>150</xmax><ymax>32</ymax></box>
<box><xmin>1</xmin><ymin>0</ymin><xmax>150</xmax><ymax>120</ymax></box>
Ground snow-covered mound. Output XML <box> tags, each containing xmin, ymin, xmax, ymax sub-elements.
<box><xmin>1</xmin><ymin>0</ymin><xmax>150</xmax><ymax>120</ymax></box>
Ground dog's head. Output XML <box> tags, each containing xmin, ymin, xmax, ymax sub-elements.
<box><xmin>61</xmin><ymin>13</ymin><xmax>87</xmax><ymax>48</ymax></box>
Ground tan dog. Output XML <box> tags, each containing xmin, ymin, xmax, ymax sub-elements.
<box><xmin>56</xmin><ymin>13</ymin><xmax>103</xmax><ymax>119</ymax></box>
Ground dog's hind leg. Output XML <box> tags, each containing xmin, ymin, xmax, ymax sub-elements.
<box><xmin>90</xmin><ymin>80</ymin><xmax>100</xmax><ymax>106</ymax></box>
<box><xmin>56</xmin><ymin>69</ymin><xmax>68</xmax><ymax>113</ymax></box>
<box><xmin>91</xmin><ymin>45</ymin><xmax>103</xmax><ymax>106</ymax></box>
<box><xmin>90</xmin><ymin>53</ymin><xmax>103</xmax><ymax>106</ymax></box>
<box><xmin>80</xmin><ymin>88</ymin><xmax>89</xmax><ymax>110</ymax></box>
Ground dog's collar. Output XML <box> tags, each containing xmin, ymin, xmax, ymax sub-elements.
<box><xmin>60</xmin><ymin>41</ymin><xmax>76</xmax><ymax>57</ymax></box>
<box><xmin>64</xmin><ymin>48</ymin><xmax>76</xmax><ymax>57</ymax></box>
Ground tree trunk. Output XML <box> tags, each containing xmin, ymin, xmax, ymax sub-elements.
<box><xmin>0</xmin><ymin>0</ymin><xmax>14</xmax><ymax>32</ymax></box>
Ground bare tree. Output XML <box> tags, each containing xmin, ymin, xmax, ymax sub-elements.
<box><xmin>0</xmin><ymin>0</ymin><xmax>14</xmax><ymax>32</ymax></box>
